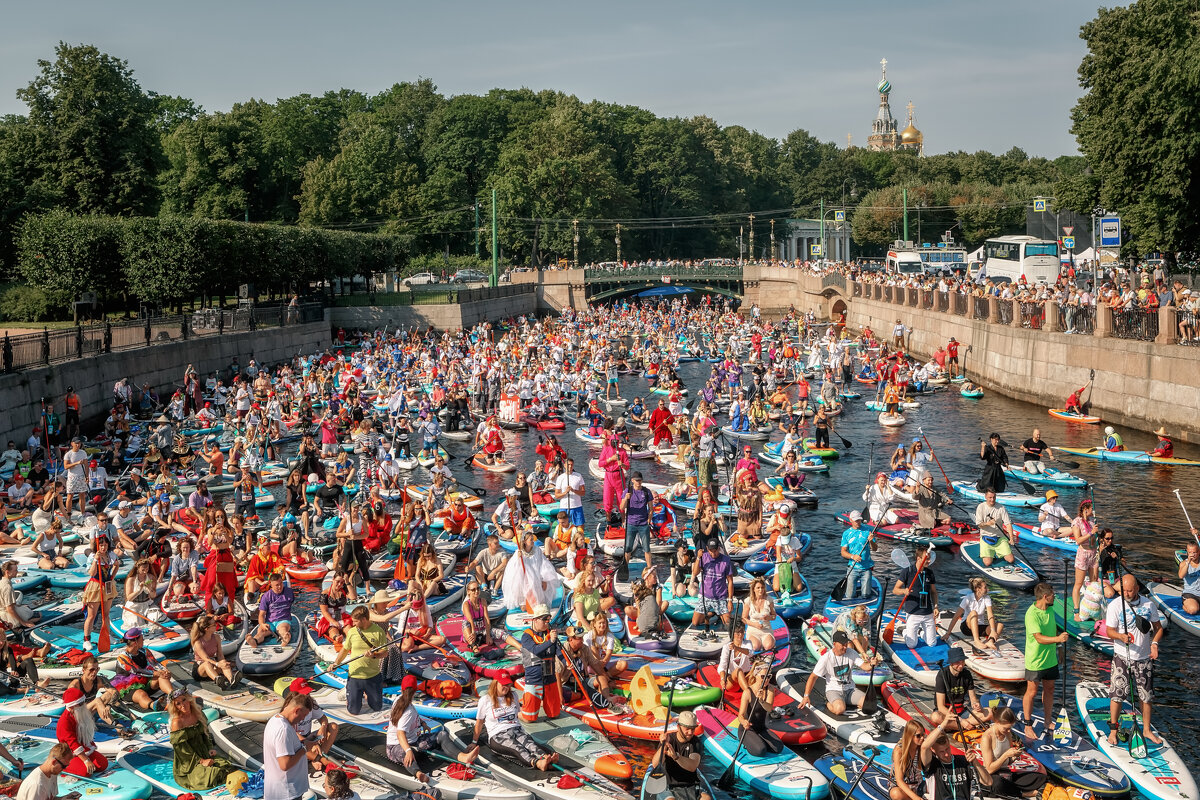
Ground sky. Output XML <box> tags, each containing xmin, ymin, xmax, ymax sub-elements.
<box><xmin>0</xmin><ymin>0</ymin><xmax>1103</xmax><ymax>158</ymax></box>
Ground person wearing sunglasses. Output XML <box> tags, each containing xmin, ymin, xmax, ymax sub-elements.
<box><xmin>14</xmin><ymin>742</ymin><xmax>72</xmax><ymax>800</ymax></box>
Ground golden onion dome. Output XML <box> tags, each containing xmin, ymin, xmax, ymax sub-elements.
<box><xmin>901</xmin><ymin>123</ymin><xmax>923</xmax><ymax>144</ymax></box>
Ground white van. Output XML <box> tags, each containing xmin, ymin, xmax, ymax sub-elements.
<box><xmin>886</xmin><ymin>249</ymin><xmax>924</xmax><ymax>276</ymax></box>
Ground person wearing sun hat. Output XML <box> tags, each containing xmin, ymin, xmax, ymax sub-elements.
<box><xmin>1149</xmin><ymin>427</ymin><xmax>1174</xmax><ymax>459</ymax></box>
<box><xmin>1037</xmin><ymin>489</ymin><xmax>1072</xmax><ymax>539</ymax></box>
<box><xmin>649</xmin><ymin>708</ymin><xmax>709</xmax><ymax>800</ymax></box>
<box><xmin>517</xmin><ymin>603</ymin><xmax>561</xmax><ymax>723</ymax></box>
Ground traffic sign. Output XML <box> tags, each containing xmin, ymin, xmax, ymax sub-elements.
<box><xmin>834</xmin><ymin>210</ymin><xmax>845</xmax><ymax>222</ymax></box>
<box><xmin>1063</xmin><ymin>236</ymin><xmax>1075</xmax><ymax>249</ymax></box>
<box><xmin>810</xmin><ymin>244</ymin><xmax>823</xmax><ymax>256</ymax></box>
<box><xmin>1033</xmin><ymin>199</ymin><xmax>1046</xmax><ymax>212</ymax></box>
<box><xmin>1062</xmin><ymin>226</ymin><xmax>1074</xmax><ymax>236</ymax></box>
<box><xmin>1099</xmin><ymin>216</ymin><xmax>1121</xmax><ymax>247</ymax></box>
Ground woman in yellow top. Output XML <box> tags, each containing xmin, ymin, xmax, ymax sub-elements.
<box><xmin>572</xmin><ymin>569</ymin><xmax>615</xmax><ymax>626</ymax></box>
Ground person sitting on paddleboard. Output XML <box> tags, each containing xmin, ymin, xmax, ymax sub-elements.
<box><xmin>1037</xmin><ymin>490</ymin><xmax>1072</xmax><ymax>539</ymax></box>
<box><xmin>1063</xmin><ymin>383</ymin><xmax>1090</xmax><ymax>416</ymax></box>
<box><xmin>1178</xmin><ymin>539</ymin><xmax>1200</xmax><ymax>616</ymax></box>
<box><xmin>734</xmin><ymin>656</ymin><xmax>786</xmax><ymax>756</ymax></box>
<box><xmin>649</xmin><ymin>709</ymin><xmax>710</xmax><ymax>800</ymax></box>
<box><xmin>931</xmin><ymin>647</ymin><xmax>994</xmax><ymax>731</ymax></box>
<box><xmin>797</xmin><ymin>629</ymin><xmax>867</xmax><ymax>715</ymax></box>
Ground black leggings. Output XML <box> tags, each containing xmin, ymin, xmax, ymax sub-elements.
<box><xmin>338</xmin><ymin>539</ymin><xmax>371</xmax><ymax>586</ymax></box>
<box><xmin>741</xmin><ymin>727</ymin><xmax>784</xmax><ymax>757</ymax></box>
<box><xmin>815</xmin><ymin>428</ymin><xmax>829</xmax><ymax>448</ymax></box>
<box><xmin>0</xmin><ymin>648</ymin><xmax>38</xmax><ymax>686</ymax></box>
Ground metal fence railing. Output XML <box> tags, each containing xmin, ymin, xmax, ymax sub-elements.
<box><xmin>1020</xmin><ymin>302</ymin><xmax>1045</xmax><ymax>329</ymax></box>
<box><xmin>996</xmin><ymin>298</ymin><xmax>1014</xmax><ymax>325</ymax></box>
<box><xmin>1112</xmin><ymin>308</ymin><xmax>1159</xmax><ymax>341</ymax></box>
<box><xmin>953</xmin><ymin>293</ymin><xmax>968</xmax><ymax>316</ymax></box>
<box><xmin>974</xmin><ymin>297</ymin><xmax>991</xmax><ymax>321</ymax></box>
<box><xmin>331</xmin><ymin>283</ymin><xmax>535</xmax><ymax>308</ymax></box>
<box><xmin>1177</xmin><ymin>310</ymin><xmax>1199</xmax><ymax>345</ymax></box>
<box><xmin>1</xmin><ymin>302</ymin><xmax>324</xmax><ymax>374</ymax></box>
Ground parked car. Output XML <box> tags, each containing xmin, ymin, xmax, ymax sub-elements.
<box><xmin>403</xmin><ymin>272</ymin><xmax>438</xmax><ymax>287</ymax></box>
<box><xmin>451</xmin><ymin>269</ymin><xmax>489</xmax><ymax>284</ymax></box>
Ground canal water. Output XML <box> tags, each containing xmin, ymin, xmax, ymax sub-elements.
<box><xmin>75</xmin><ymin>357</ymin><xmax>1196</xmax><ymax>796</ymax></box>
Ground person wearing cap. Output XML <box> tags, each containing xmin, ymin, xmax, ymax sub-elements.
<box><xmin>1036</xmin><ymin>490</ymin><xmax>1071</xmax><ymax>539</ymax></box>
<box><xmin>263</xmin><ymin>692</ymin><xmax>315</xmax><ymax>800</ymax></box>
<box><xmin>112</xmin><ymin>627</ymin><xmax>174</xmax><ymax>710</ymax></box>
<box><xmin>689</xmin><ymin>534</ymin><xmax>733</xmax><ymax>632</ymax></box>
<box><xmin>118</xmin><ymin>467</ymin><xmax>150</xmax><ymax>507</ymax></box>
<box><xmin>797</xmin><ymin>629</ymin><xmax>868</xmax><ymax>715</ymax></box>
<box><xmin>838</xmin><ymin>510</ymin><xmax>876</xmax><ymax>601</ymax></box>
<box><xmin>463</xmin><ymin>671</ymin><xmax>558</xmax><ymax>772</ymax></box>
<box><xmin>974</xmin><ymin>490</ymin><xmax>1017</xmax><ymax>570</ymax></box>
<box><xmin>620</xmin><ymin>471</ymin><xmax>655</xmax><ymax>570</ymax></box>
<box><xmin>384</xmin><ymin>674</ymin><xmax>439</xmax><ymax>781</ymax></box>
<box><xmin>1149</xmin><ymin>427</ymin><xmax>1174</xmax><ymax>458</ymax></box>
<box><xmin>517</xmin><ymin>603</ymin><xmax>562</xmax><ymax>722</ymax></box>
<box><xmin>932</xmin><ymin>647</ymin><xmax>993</xmax><ymax>731</ymax></box>
<box><xmin>165</xmin><ymin>686</ymin><xmax>234</xmax><ymax>790</ymax></box>
<box><xmin>945</xmin><ymin>337</ymin><xmax>960</xmax><ymax>378</ymax></box>
<box><xmin>649</xmin><ymin>708</ymin><xmax>708</xmax><ymax>800</ymax></box>
<box><xmin>491</xmin><ymin>490</ymin><xmax>525</xmax><ymax>542</ymax></box>
<box><xmin>56</xmin><ymin>681</ymin><xmax>107</xmax><ymax>777</ymax></box>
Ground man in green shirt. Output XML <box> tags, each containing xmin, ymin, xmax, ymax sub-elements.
<box><xmin>332</xmin><ymin>606</ymin><xmax>389</xmax><ymax>716</ymax></box>
<box><xmin>1022</xmin><ymin>582</ymin><xmax>1068</xmax><ymax>741</ymax></box>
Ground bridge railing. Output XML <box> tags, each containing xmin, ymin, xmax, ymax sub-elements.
<box><xmin>583</xmin><ymin>265</ymin><xmax>743</xmax><ymax>282</ymax></box>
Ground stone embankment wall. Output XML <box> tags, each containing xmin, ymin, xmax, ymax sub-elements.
<box><xmin>0</xmin><ymin>322</ymin><xmax>329</xmax><ymax>449</ymax></box>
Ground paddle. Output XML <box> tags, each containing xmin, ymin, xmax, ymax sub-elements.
<box><xmin>831</xmin><ymin>749</ymin><xmax>880</xmax><ymax>799</ymax></box>
<box><xmin>309</xmin><ymin>632</ymin><xmax>407</xmax><ymax>683</ymax></box>
<box><xmin>828</xmin><ymin>423</ymin><xmax>852</xmax><ymax>450</ymax></box>
<box><xmin>832</xmin><ymin>504</ymin><xmax>885</xmax><ymax>603</ymax></box>
<box><xmin>1113</xmin><ymin>558</ymin><xmax>1148</xmax><ymax>759</ymax></box>
<box><xmin>919</xmin><ymin>428</ymin><xmax>953</xmax><ymax>494</ymax></box>
<box><xmin>882</xmin><ymin>547</ymin><xmax>936</xmax><ymax>645</ymax></box>
<box><xmin>716</xmin><ymin>709</ymin><xmax>748</xmax><ymax>791</ymax></box>
<box><xmin>1055</xmin><ymin>557</ymin><xmax>1073</xmax><ymax>743</ymax></box>
<box><xmin>1173</xmin><ymin>489</ymin><xmax>1200</xmax><ymax>548</ymax></box>
<box><xmin>97</xmin><ymin>563</ymin><xmax>112</xmax><ymax>654</ymax></box>
<box><xmin>644</xmin><ymin>683</ymin><xmax>678</xmax><ymax>795</ymax></box>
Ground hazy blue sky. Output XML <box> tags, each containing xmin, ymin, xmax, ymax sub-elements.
<box><xmin>0</xmin><ymin>0</ymin><xmax>1101</xmax><ymax>157</ymax></box>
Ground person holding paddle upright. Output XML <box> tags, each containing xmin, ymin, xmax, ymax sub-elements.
<box><xmin>893</xmin><ymin>543</ymin><xmax>938</xmax><ymax>649</ymax></box>
<box><xmin>839</xmin><ymin>511</ymin><xmax>876</xmax><ymax>601</ymax></box>
<box><xmin>1105</xmin><ymin>574</ymin><xmax>1163</xmax><ymax>746</ymax></box>
<box><xmin>649</xmin><ymin>710</ymin><xmax>710</xmax><ymax>800</ymax></box>
<box><xmin>1021</xmin><ymin>583</ymin><xmax>1068</xmax><ymax>742</ymax></box>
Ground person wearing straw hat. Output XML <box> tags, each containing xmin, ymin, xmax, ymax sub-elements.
<box><xmin>1149</xmin><ymin>427</ymin><xmax>1174</xmax><ymax>459</ymax></box>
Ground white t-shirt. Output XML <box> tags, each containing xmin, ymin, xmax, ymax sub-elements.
<box><xmin>15</xmin><ymin>767</ymin><xmax>56</xmax><ymax>800</ymax></box>
<box><xmin>583</xmin><ymin>631</ymin><xmax>616</xmax><ymax>655</ymax></box>
<box><xmin>958</xmin><ymin>593</ymin><xmax>992</xmax><ymax>619</ymax></box>
<box><xmin>813</xmin><ymin>649</ymin><xmax>862</xmax><ymax>696</ymax></box>
<box><xmin>262</xmin><ymin>714</ymin><xmax>309</xmax><ymax>800</ymax></box>
<box><xmin>475</xmin><ymin>693</ymin><xmax>521</xmax><ymax>738</ymax></box>
<box><xmin>555</xmin><ymin>472</ymin><xmax>584</xmax><ymax>511</ymax></box>
<box><xmin>1104</xmin><ymin>595</ymin><xmax>1160</xmax><ymax>661</ymax></box>
<box><xmin>385</xmin><ymin>703</ymin><xmax>421</xmax><ymax>746</ymax></box>
<box><xmin>1039</xmin><ymin>501</ymin><xmax>1069</xmax><ymax>532</ymax></box>
<box><xmin>294</xmin><ymin>704</ymin><xmax>327</xmax><ymax>738</ymax></box>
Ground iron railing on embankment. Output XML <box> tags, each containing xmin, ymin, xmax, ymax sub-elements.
<box><xmin>330</xmin><ymin>283</ymin><xmax>534</xmax><ymax>307</ymax></box>
<box><xmin>1</xmin><ymin>303</ymin><xmax>325</xmax><ymax>374</ymax></box>
<box><xmin>846</xmin><ymin>282</ymin><xmax>1192</xmax><ymax>346</ymax></box>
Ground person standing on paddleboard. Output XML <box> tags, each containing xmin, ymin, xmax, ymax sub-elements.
<box><xmin>839</xmin><ymin>511</ymin><xmax>876</xmax><ymax>601</ymax></box>
<box><xmin>977</xmin><ymin>433</ymin><xmax>1008</xmax><ymax>494</ymax></box>
<box><xmin>1105</xmin><ymin>574</ymin><xmax>1164</xmax><ymax>746</ymax></box>
<box><xmin>1021</xmin><ymin>583</ymin><xmax>1068</xmax><ymax>742</ymax></box>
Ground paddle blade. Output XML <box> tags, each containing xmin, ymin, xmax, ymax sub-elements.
<box><xmin>831</xmin><ymin>578</ymin><xmax>848</xmax><ymax>602</ymax></box>
<box><xmin>831</xmin><ymin>763</ymin><xmax>848</xmax><ymax>783</ymax></box>
<box><xmin>1129</xmin><ymin>727</ymin><xmax>1148</xmax><ymax>760</ymax></box>
<box><xmin>97</xmin><ymin>594</ymin><xmax>111</xmax><ymax>654</ymax></box>
<box><xmin>890</xmin><ymin>548</ymin><xmax>909</xmax><ymax>569</ymax></box>
<box><xmin>1053</xmin><ymin>707</ymin><xmax>1072</xmax><ymax>742</ymax></box>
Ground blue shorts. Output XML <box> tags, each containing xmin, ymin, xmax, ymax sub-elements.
<box><xmin>567</xmin><ymin>507</ymin><xmax>585</xmax><ymax>527</ymax></box>
<box><xmin>608</xmin><ymin>377</ymin><xmax>618</xmax><ymax>385</ymax></box>
<box><xmin>268</xmin><ymin>619</ymin><xmax>292</xmax><ymax>635</ymax></box>
<box><xmin>624</xmin><ymin>523</ymin><xmax>651</xmax><ymax>559</ymax></box>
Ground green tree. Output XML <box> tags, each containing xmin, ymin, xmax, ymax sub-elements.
<box><xmin>1072</xmin><ymin>0</ymin><xmax>1200</xmax><ymax>257</ymax></box>
<box><xmin>297</xmin><ymin>122</ymin><xmax>421</xmax><ymax>227</ymax></box>
<box><xmin>158</xmin><ymin>100</ymin><xmax>268</xmax><ymax>220</ymax></box>
<box><xmin>16</xmin><ymin>210</ymin><xmax>126</xmax><ymax>307</ymax></box>
<box><xmin>17</xmin><ymin>42</ymin><xmax>160</xmax><ymax>216</ymax></box>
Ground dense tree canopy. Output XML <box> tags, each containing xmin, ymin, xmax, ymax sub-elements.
<box><xmin>8</xmin><ymin>34</ymin><xmax>1181</xmax><ymax>293</ymax></box>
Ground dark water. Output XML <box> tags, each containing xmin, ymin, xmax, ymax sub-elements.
<box><xmin>238</xmin><ymin>360</ymin><xmax>1200</xmax><ymax>795</ymax></box>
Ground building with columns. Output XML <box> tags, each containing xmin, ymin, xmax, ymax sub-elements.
<box><xmin>781</xmin><ymin>218</ymin><xmax>851</xmax><ymax>262</ymax></box>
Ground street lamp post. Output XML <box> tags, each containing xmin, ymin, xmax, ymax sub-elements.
<box><xmin>769</xmin><ymin>219</ymin><xmax>776</xmax><ymax>263</ymax></box>
<box><xmin>615</xmin><ymin>223</ymin><xmax>621</xmax><ymax>263</ymax></box>
<box><xmin>572</xmin><ymin>219</ymin><xmax>579</xmax><ymax>268</ymax></box>
<box><xmin>748</xmin><ymin>213</ymin><xmax>755</xmax><ymax>263</ymax></box>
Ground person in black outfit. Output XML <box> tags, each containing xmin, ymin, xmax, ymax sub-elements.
<box><xmin>921</xmin><ymin>718</ymin><xmax>973</xmax><ymax>800</ymax></box>
<box><xmin>932</xmin><ymin>648</ymin><xmax>993</xmax><ymax>731</ymax></box>
<box><xmin>977</xmin><ymin>433</ymin><xmax>1008</xmax><ymax>494</ymax></box>
<box><xmin>649</xmin><ymin>709</ymin><xmax>712</xmax><ymax>800</ymax></box>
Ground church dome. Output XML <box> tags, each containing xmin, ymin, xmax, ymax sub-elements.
<box><xmin>877</xmin><ymin>79</ymin><xmax>891</xmax><ymax>94</ymax></box>
<box><xmin>901</xmin><ymin>123</ymin><xmax>922</xmax><ymax>144</ymax></box>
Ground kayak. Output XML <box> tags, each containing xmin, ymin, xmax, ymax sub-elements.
<box><xmin>1049</xmin><ymin>409</ymin><xmax>1101</xmax><ymax>424</ymax></box>
<box><xmin>695</xmin><ymin>664</ymin><xmax>827</xmax><ymax>744</ymax></box>
<box><xmin>164</xmin><ymin>661</ymin><xmax>283</xmax><ymax>721</ymax></box>
<box><xmin>978</xmin><ymin>691</ymin><xmax>1130</xmax><ymax>796</ymax></box>
<box><xmin>878</xmin><ymin>611</ymin><xmax>949</xmax><ymax>687</ymax></box>
<box><xmin>776</xmin><ymin>671</ymin><xmax>906</xmax><ymax>750</ymax></box>
<box><xmin>322</xmin><ymin>722</ymin><xmax>534</xmax><ymax>800</ymax></box>
<box><xmin>1002</xmin><ymin>465</ymin><xmax>1088</xmax><ymax>488</ymax></box>
<box><xmin>934</xmin><ymin>609</ymin><xmax>1025</xmax><ymax>682</ymax></box>
<box><xmin>1147</xmin><ymin>582</ymin><xmax>1200</xmax><ymax>638</ymax></box>
<box><xmin>1076</xmin><ymin>680</ymin><xmax>1197</xmax><ymax>800</ymax></box>
<box><xmin>1057</xmin><ymin>446</ymin><xmax>1200</xmax><ymax>467</ymax></box>
<box><xmin>1052</xmin><ymin>598</ymin><xmax>1114</xmax><ymax>656</ymax></box>
<box><xmin>695</xmin><ymin>706</ymin><xmax>831</xmax><ymax>799</ymax></box>
<box><xmin>803</xmin><ymin>615</ymin><xmax>893</xmax><ymax>685</ymax></box>
<box><xmin>958</xmin><ymin>540</ymin><xmax>1040</xmax><ymax>590</ymax></box>
<box><xmin>441</xmin><ymin>718</ymin><xmax>635</xmax><ymax>798</ymax></box>
<box><xmin>951</xmin><ymin>480</ymin><xmax>1042</xmax><ymax>508</ymax></box>
<box><xmin>236</xmin><ymin>614</ymin><xmax>303</xmax><ymax>675</ymax></box>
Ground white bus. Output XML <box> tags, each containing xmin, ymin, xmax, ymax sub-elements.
<box><xmin>914</xmin><ymin>245</ymin><xmax>969</xmax><ymax>275</ymax></box>
<box><xmin>981</xmin><ymin>236</ymin><xmax>1059</xmax><ymax>284</ymax></box>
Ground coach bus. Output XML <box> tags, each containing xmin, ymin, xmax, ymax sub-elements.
<box><xmin>980</xmin><ymin>236</ymin><xmax>1059</xmax><ymax>284</ymax></box>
